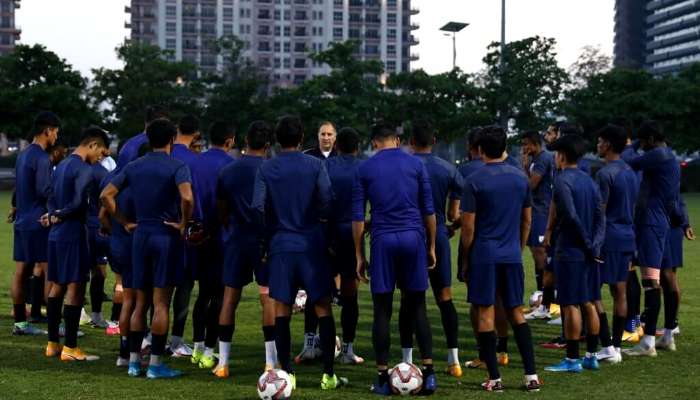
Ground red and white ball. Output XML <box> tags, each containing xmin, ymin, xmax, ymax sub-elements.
<box><xmin>389</xmin><ymin>362</ymin><xmax>423</xmax><ymax>396</ymax></box>
<box><xmin>257</xmin><ymin>369</ymin><xmax>293</xmax><ymax>400</ymax></box>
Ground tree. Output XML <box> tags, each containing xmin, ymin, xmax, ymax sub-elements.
<box><xmin>480</xmin><ymin>36</ymin><xmax>569</xmax><ymax>130</ymax></box>
<box><xmin>266</xmin><ymin>41</ymin><xmax>387</xmax><ymax>144</ymax></box>
<box><xmin>568</xmin><ymin>45</ymin><xmax>612</xmax><ymax>89</ymax></box>
<box><xmin>0</xmin><ymin>44</ymin><xmax>99</xmax><ymax>144</ymax></box>
<box><xmin>202</xmin><ymin>36</ymin><xmax>270</xmax><ymax>141</ymax></box>
<box><xmin>385</xmin><ymin>68</ymin><xmax>490</xmax><ymax>141</ymax></box>
<box><xmin>91</xmin><ymin>42</ymin><xmax>203</xmax><ymax>139</ymax></box>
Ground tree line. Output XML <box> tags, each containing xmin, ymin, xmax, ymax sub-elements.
<box><xmin>1</xmin><ymin>36</ymin><xmax>699</xmax><ymax>152</ymax></box>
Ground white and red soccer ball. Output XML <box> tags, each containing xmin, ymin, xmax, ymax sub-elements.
<box><xmin>390</xmin><ymin>362</ymin><xmax>423</xmax><ymax>396</ymax></box>
<box><xmin>257</xmin><ymin>369</ymin><xmax>293</xmax><ymax>400</ymax></box>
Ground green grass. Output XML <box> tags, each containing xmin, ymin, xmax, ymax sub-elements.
<box><xmin>1</xmin><ymin>191</ymin><xmax>699</xmax><ymax>399</ymax></box>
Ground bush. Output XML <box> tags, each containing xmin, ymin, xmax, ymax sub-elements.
<box><xmin>0</xmin><ymin>154</ymin><xmax>17</xmax><ymax>169</ymax></box>
<box><xmin>681</xmin><ymin>164</ymin><xmax>700</xmax><ymax>193</ymax></box>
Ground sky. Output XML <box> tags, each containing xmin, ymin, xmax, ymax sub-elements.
<box><xmin>17</xmin><ymin>0</ymin><xmax>614</xmax><ymax>77</ymax></box>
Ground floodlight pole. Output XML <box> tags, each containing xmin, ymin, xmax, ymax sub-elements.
<box><xmin>499</xmin><ymin>0</ymin><xmax>507</xmax><ymax>128</ymax></box>
<box><xmin>452</xmin><ymin>32</ymin><xmax>457</xmax><ymax>70</ymax></box>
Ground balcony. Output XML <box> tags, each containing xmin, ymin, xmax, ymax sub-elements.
<box><xmin>124</xmin><ymin>5</ymin><xmax>131</xmax><ymax>13</ymax></box>
<box><xmin>409</xmin><ymin>35</ymin><xmax>419</xmax><ymax>45</ymax></box>
<box><xmin>124</xmin><ymin>21</ymin><xmax>132</xmax><ymax>29</ymax></box>
<box><xmin>410</xmin><ymin>6</ymin><xmax>419</xmax><ymax>15</ymax></box>
<box><xmin>410</xmin><ymin>22</ymin><xmax>419</xmax><ymax>30</ymax></box>
<box><xmin>410</xmin><ymin>53</ymin><xmax>419</xmax><ymax>61</ymax></box>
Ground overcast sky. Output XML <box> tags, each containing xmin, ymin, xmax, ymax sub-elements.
<box><xmin>17</xmin><ymin>0</ymin><xmax>614</xmax><ymax>77</ymax></box>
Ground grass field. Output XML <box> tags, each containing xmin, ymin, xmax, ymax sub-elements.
<box><xmin>1</xmin><ymin>190</ymin><xmax>699</xmax><ymax>399</ymax></box>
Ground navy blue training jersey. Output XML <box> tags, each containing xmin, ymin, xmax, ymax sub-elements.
<box><xmin>458</xmin><ymin>158</ymin><xmax>485</xmax><ymax>181</ymax></box>
<box><xmin>552</xmin><ymin>167</ymin><xmax>605</xmax><ymax>262</ymax></box>
<box><xmin>190</xmin><ymin>148</ymin><xmax>233</xmax><ymax>234</ymax></box>
<box><xmin>252</xmin><ymin>151</ymin><xmax>332</xmax><ymax>253</ymax></box>
<box><xmin>461</xmin><ymin>162</ymin><xmax>532</xmax><ymax>264</ymax></box>
<box><xmin>117</xmin><ymin>132</ymin><xmax>147</xmax><ymax>168</ymax></box>
<box><xmin>622</xmin><ymin>143</ymin><xmax>681</xmax><ymax>229</ymax></box>
<box><xmin>414</xmin><ymin>153</ymin><xmax>463</xmax><ymax>226</ymax></box>
<box><xmin>14</xmin><ymin>143</ymin><xmax>52</xmax><ymax>231</ymax></box>
<box><xmin>528</xmin><ymin>150</ymin><xmax>555</xmax><ymax>216</ymax></box>
<box><xmin>48</xmin><ymin>154</ymin><xmax>92</xmax><ymax>241</ymax></box>
<box><xmin>111</xmin><ymin>152</ymin><xmax>191</xmax><ymax>233</ymax></box>
<box><xmin>325</xmin><ymin>154</ymin><xmax>363</xmax><ymax>227</ymax></box>
<box><xmin>217</xmin><ymin>155</ymin><xmax>265</xmax><ymax>233</ymax></box>
<box><xmin>595</xmin><ymin>159</ymin><xmax>639</xmax><ymax>253</ymax></box>
<box><xmin>87</xmin><ymin>163</ymin><xmax>109</xmax><ymax>229</ymax></box>
<box><xmin>352</xmin><ymin>148</ymin><xmax>435</xmax><ymax>237</ymax></box>
<box><xmin>100</xmin><ymin>170</ymin><xmax>135</xmax><ymax>241</ymax></box>
<box><xmin>172</xmin><ymin>143</ymin><xmax>201</xmax><ymax>219</ymax></box>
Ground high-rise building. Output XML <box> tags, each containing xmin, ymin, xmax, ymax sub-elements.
<box><xmin>126</xmin><ymin>0</ymin><xmax>419</xmax><ymax>87</ymax></box>
<box><xmin>614</xmin><ymin>0</ymin><xmax>700</xmax><ymax>75</ymax></box>
<box><xmin>0</xmin><ymin>0</ymin><xmax>21</xmax><ymax>56</ymax></box>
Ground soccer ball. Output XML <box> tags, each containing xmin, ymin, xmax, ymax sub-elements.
<box><xmin>293</xmin><ymin>290</ymin><xmax>307</xmax><ymax>313</ymax></box>
<box><xmin>529</xmin><ymin>290</ymin><xmax>543</xmax><ymax>308</ymax></box>
<box><xmin>389</xmin><ymin>362</ymin><xmax>423</xmax><ymax>396</ymax></box>
<box><xmin>313</xmin><ymin>335</ymin><xmax>342</xmax><ymax>358</ymax></box>
<box><xmin>257</xmin><ymin>369</ymin><xmax>293</xmax><ymax>400</ymax></box>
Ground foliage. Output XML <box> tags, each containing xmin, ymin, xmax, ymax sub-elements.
<box><xmin>0</xmin><ymin>44</ymin><xmax>100</xmax><ymax>144</ymax></box>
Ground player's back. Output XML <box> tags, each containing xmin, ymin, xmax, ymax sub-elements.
<box><xmin>354</xmin><ymin>148</ymin><xmax>432</xmax><ymax>236</ymax></box>
<box><xmin>15</xmin><ymin>143</ymin><xmax>51</xmax><ymax>231</ymax></box>
<box><xmin>458</xmin><ymin>158</ymin><xmax>484</xmax><ymax>181</ymax></box>
<box><xmin>625</xmin><ymin>146</ymin><xmax>679</xmax><ymax>228</ymax></box>
<box><xmin>596</xmin><ymin>159</ymin><xmax>638</xmax><ymax>252</ymax></box>
<box><xmin>553</xmin><ymin>168</ymin><xmax>600</xmax><ymax>261</ymax></box>
<box><xmin>117</xmin><ymin>132</ymin><xmax>147</xmax><ymax>168</ymax></box>
<box><xmin>530</xmin><ymin>150</ymin><xmax>555</xmax><ymax>215</ymax></box>
<box><xmin>414</xmin><ymin>153</ymin><xmax>462</xmax><ymax>226</ymax></box>
<box><xmin>218</xmin><ymin>154</ymin><xmax>264</xmax><ymax>232</ymax></box>
<box><xmin>191</xmin><ymin>148</ymin><xmax>233</xmax><ymax>231</ymax></box>
<box><xmin>462</xmin><ymin>162</ymin><xmax>529</xmax><ymax>264</ymax></box>
<box><xmin>325</xmin><ymin>154</ymin><xmax>362</xmax><ymax>227</ymax></box>
<box><xmin>256</xmin><ymin>151</ymin><xmax>330</xmax><ymax>250</ymax></box>
<box><xmin>117</xmin><ymin>152</ymin><xmax>189</xmax><ymax>232</ymax></box>
<box><xmin>49</xmin><ymin>154</ymin><xmax>91</xmax><ymax>241</ymax></box>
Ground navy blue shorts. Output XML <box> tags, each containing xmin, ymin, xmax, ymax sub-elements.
<box><xmin>329</xmin><ymin>239</ymin><xmax>361</xmax><ymax>280</ymax></box>
<box><xmin>527</xmin><ymin>213</ymin><xmax>548</xmax><ymax>248</ymax></box>
<box><xmin>467</xmin><ymin>262</ymin><xmax>524</xmax><ymax>308</ymax></box>
<box><xmin>109</xmin><ymin>235</ymin><xmax>131</xmax><ymax>276</ymax></box>
<box><xmin>110</xmin><ymin>245</ymin><xmax>133</xmax><ymax>289</ymax></box>
<box><xmin>601</xmin><ymin>251</ymin><xmax>633</xmax><ymax>284</ymax></box>
<box><xmin>222</xmin><ymin>234</ymin><xmax>268</xmax><ymax>289</ymax></box>
<box><xmin>88</xmin><ymin>227</ymin><xmax>110</xmax><ymax>266</ymax></box>
<box><xmin>48</xmin><ymin>238</ymin><xmax>91</xmax><ymax>285</ymax></box>
<box><xmin>132</xmin><ymin>229</ymin><xmax>185</xmax><ymax>289</ymax></box>
<box><xmin>268</xmin><ymin>250</ymin><xmax>332</xmax><ymax>305</ymax></box>
<box><xmin>369</xmin><ymin>230</ymin><xmax>428</xmax><ymax>294</ymax></box>
<box><xmin>636</xmin><ymin>225</ymin><xmax>668</xmax><ymax>268</ymax></box>
<box><xmin>429</xmin><ymin>228</ymin><xmax>452</xmax><ymax>291</ymax></box>
<box><xmin>662</xmin><ymin>227</ymin><xmax>683</xmax><ymax>269</ymax></box>
<box><xmin>13</xmin><ymin>228</ymin><xmax>49</xmax><ymax>264</ymax></box>
<box><xmin>555</xmin><ymin>261</ymin><xmax>599</xmax><ymax>306</ymax></box>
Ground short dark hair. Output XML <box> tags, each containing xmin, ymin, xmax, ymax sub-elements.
<box><xmin>468</xmin><ymin>127</ymin><xmax>482</xmax><ymax>150</ymax></box>
<box><xmin>551</xmin><ymin>134</ymin><xmax>586</xmax><ymax>163</ymax></box>
<box><xmin>336</xmin><ymin>127</ymin><xmax>360</xmax><ymax>154</ymax></box>
<box><xmin>609</xmin><ymin>116</ymin><xmax>633</xmax><ymax>139</ymax></box>
<box><xmin>208</xmin><ymin>121</ymin><xmax>235</xmax><ymax>146</ymax></box>
<box><xmin>521</xmin><ymin>130</ymin><xmax>542</xmax><ymax>146</ymax></box>
<box><xmin>370</xmin><ymin>121</ymin><xmax>397</xmax><ymax>140</ymax></box>
<box><xmin>79</xmin><ymin>126</ymin><xmax>110</xmax><ymax>149</ymax></box>
<box><xmin>146</xmin><ymin>118</ymin><xmax>177</xmax><ymax>148</ymax></box>
<box><xmin>559</xmin><ymin>122</ymin><xmax>583</xmax><ymax>136</ymax></box>
<box><xmin>246</xmin><ymin>120</ymin><xmax>272</xmax><ymax>150</ymax></box>
<box><xmin>637</xmin><ymin>120</ymin><xmax>664</xmax><ymax>142</ymax></box>
<box><xmin>145</xmin><ymin>105</ymin><xmax>169</xmax><ymax>124</ymax></box>
<box><xmin>411</xmin><ymin>119</ymin><xmax>434</xmax><ymax>147</ymax></box>
<box><xmin>275</xmin><ymin>116</ymin><xmax>304</xmax><ymax>148</ymax></box>
<box><xmin>178</xmin><ymin>115</ymin><xmax>200</xmax><ymax>136</ymax></box>
<box><xmin>598</xmin><ymin>124</ymin><xmax>627</xmax><ymax>154</ymax></box>
<box><xmin>32</xmin><ymin>111</ymin><xmax>61</xmax><ymax>136</ymax></box>
<box><xmin>478</xmin><ymin>125</ymin><xmax>507</xmax><ymax>159</ymax></box>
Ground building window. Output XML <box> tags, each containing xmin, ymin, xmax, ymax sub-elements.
<box><xmin>366</xmin><ymin>29</ymin><xmax>379</xmax><ymax>39</ymax></box>
<box><xmin>333</xmin><ymin>28</ymin><xmax>343</xmax><ymax>39</ymax></box>
<box><xmin>294</xmin><ymin>42</ymin><xmax>306</xmax><ymax>52</ymax></box>
<box><xmin>387</xmin><ymin>44</ymin><xmax>396</xmax><ymax>55</ymax></box>
<box><xmin>366</xmin><ymin>44</ymin><xmax>379</xmax><ymax>55</ymax></box>
<box><xmin>274</xmin><ymin>41</ymin><xmax>281</xmax><ymax>52</ymax></box>
<box><xmin>294</xmin><ymin>27</ymin><xmax>307</xmax><ymax>37</ymax></box>
<box><xmin>334</xmin><ymin>11</ymin><xmax>343</xmax><ymax>22</ymax></box>
<box><xmin>166</xmin><ymin>38</ymin><xmax>177</xmax><ymax>49</ymax></box>
<box><xmin>224</xmin><ymin>24</ymin><xmax>233</xmax><ymax>35</ymax></box>
<box><xmin>388</xmin><ymin>0</ymin><xmax>396</xmax><ymax>6</ymax></box>
<box><xmin>387</xmin><ymin>60</ymin><xmax>396</xmax><ymax>71</ymax></box>
<box><xmin>294</xmin><ymin>58</ymin><xmax>306</xmax><ymax>68</ymax></box>
<box><xmin>166</xmin><ymin>22</ymin><xmax>176</xmax><ymax>33</ymax></box>
<box><xmin>294</xmin><ymin>74</ymin><xmax>306</xmax><ymax>84</ymax></box>
<box><xmin>349</xmin><ymin>13</ymin><xmax>361</xmax><ymax>22</ymax></box>
<box><xmin>166</xmin><ymin>6</ymin><xmax>176</xmax><ymax>17</ymax></box>
<box><xmin>259</xmin><ymin>41</ymin><xmax>271</xmax><ymax>51</ymax></box>
<box><xmin>387</xmin><ymin>13</ymin><xmax>396</xmax><ymax>24</ymax></box>
<box><xmin>388</xmin><ymin>29</ymin><xmax>396</xmax><ymax>39</ymax></box>
<box><xmin>283</xmin><ymin>58</ymin><xmax>291</xmax><ymax>68</ymax></box>
<box><xmin>284</xmin><ymin>26</ymin><xmax>291</xmax><ymax>36</ymax></box>
<box><xmin>223</xmin><ymin>8</ymin><xmax>233</xmax><ymax>18</ymax></box>
<box><xmin>284</xmin><ymin>42</ymin><xmax>291</xmax><ymax>52</ymax></box>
